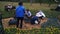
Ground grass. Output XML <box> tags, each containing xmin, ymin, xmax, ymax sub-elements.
<box><xmin>4</xmin><ymin>28</ymin><xmax>60</xmax><ymax>34</ymax></box>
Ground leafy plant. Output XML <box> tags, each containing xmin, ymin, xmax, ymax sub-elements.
<box><xmin>5</xmin><ymin>28</ymin><xmax>17</xmax><ymax>34</ymax></box>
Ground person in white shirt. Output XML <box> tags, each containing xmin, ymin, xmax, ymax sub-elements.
<box><xmin>58</xmin><ymin>4</ymin><xmax>60</xmax><ymax>7</ymax></box>
<box><xmin>7</xmin><ymin>4</ymin><xmax>12</xmax><ymax>9</ymax></box>
<box><xmin>30</xmin><ymin>10</ymin><xmax>46</xmax><ymax>25</ymax></box>
<box><xmin>55</xmin><ymin>0</ymin><xmax>59</xmax><ymax>3</ymax></box>
<box><xmin>36</xmin><ymin>10</ymin><xmax>46</xmax><ymax>19</ymax></box>
<box><xmin>7</xmin><ymin>4</ymin><xmax>13</xmax><ymax>11</ymax></box>
<box><xmin>55</xmin><ymin>4</ymin><xmax>60</xmax><ymax>11</ymax></box>
<box><xmin>25</xmin><ymin>9</ymin><xmax>32</xmax><ymax>18</ymax></box>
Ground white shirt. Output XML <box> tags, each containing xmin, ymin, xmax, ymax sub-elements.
<box><xmin>8</xmin><ymin>5</ymin><xmax>12</xmax><ymax>8</ymax></box>
<box><xmin>58</xmin><ymin>4</ymin><xmax>60</xmax><ymax>7</ymax></box>
<box><xmin>25</xmin><ymin>11</ymin><xmax>32</xmax><ymax>17</ymax></box>
<box><xmin>55</xmin><ymin>0</ymin><xmax>59</xmax><ymax>2</ymax></box>
<box><xmin>36</xmin><ymin>10</ymin><xmax>46</xmax><ymax>17</ymax></box>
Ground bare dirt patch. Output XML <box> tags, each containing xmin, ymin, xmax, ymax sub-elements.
<box><xmin>2</xmin><ymin>18</ymin><xmax>48</xmax><ymax>30</ymax></box>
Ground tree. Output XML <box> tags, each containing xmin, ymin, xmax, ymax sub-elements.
<box><xmin>30</xmin><ymin>0</ymin><xmax>32</xmax><ymax>6</ymax></box>
<box><xmin>48</xmin><ymin>0</ymin><xmax>54</xmax><ymax>7</ymax></box>
<box><xmin>39</xmin><ymin>0</ymin><xmax>43</xmax><ymax>5</ymax></box>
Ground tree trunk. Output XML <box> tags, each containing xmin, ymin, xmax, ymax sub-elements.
<box><xmin>30</xmin><ymin>0</ymin><xmax>32</xmax><ymax>6</ymax></box>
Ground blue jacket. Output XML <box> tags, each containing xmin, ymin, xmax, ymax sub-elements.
<box><xmin>15</xmin><ymin>5</ymin><xmax>25</xmax><ymax>17</ymax></box>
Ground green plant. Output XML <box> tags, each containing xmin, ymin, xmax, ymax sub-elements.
<box><xmin>4</xmin><ymin>28</ymin><xmax>60</xmax><ymax>34</ymax></box>
<box><xmin>5</xmin><ymin>28</ymin><xmax>17</xmax><ymax>34</ymax></box>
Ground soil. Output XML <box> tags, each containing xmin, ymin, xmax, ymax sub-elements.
<box><xmin>2</xmin><ymin>18</ymin><xmax>48</xmax><ymax>30</ymax></box>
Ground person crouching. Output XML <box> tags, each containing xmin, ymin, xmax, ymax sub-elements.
<box><xmin>36</xmin><ymin>10</ymin><xmax>46</xmax><ymax>20</ymax></box>
<box><xmin>31</xmin><ymin>10</ymin><xmax>46</xmax><ymax>25</ymax></box>
<box><xmin>25</xmin><ymin>9</ymin><xmax>32</xmax><ymax>18</ymax></box>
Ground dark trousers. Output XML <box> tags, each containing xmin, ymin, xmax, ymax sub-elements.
<box><xmin>16</xmin><ymin>17</ymin><xmax>24</xmax><ymax>28</ymax></box>
<box><xmin>31</xmin><ymin>16</ymin><xmax>38</xmax><ymax>24</ymax></box>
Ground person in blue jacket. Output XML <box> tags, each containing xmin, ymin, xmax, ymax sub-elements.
<box><xmin>15</xmin><ymin>1</ymin><xmax>25</xmax><ymax>29</ymax></box>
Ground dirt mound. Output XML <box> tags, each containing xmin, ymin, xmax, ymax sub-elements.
<box><xmin>2</xmin><ymin>18</ymin><xmax>48</xmax><ymax>30</ymax></box>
